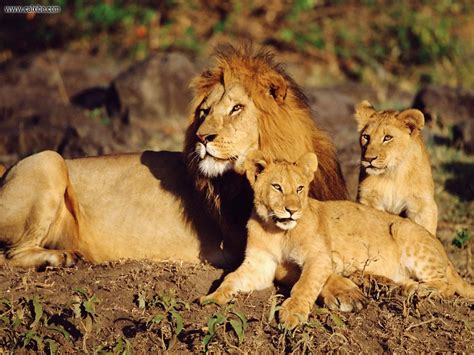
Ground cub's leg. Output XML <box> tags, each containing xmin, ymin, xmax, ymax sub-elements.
<box><xmin>405</xmin><ymin>198</ymin><xmax>438</xmax><ymax>236</ymax></box>
<box><xmin>0</xmin><ymin>151</ymin><xmax>79</xmax><ymax>269</ymax></box>
<box><xmin>200</xmin><ymin>248</ymin><xmax>277</xmax><ymax>305</ymax></box>
<box><xmin>279</xmin><ymin>255</ymin><xmax>333</xmax><ymax>329</ymax></box>
<box><xmin>396</xmin><ymin>221</ymin><xmax>473</xmax><ymax>298</ymax></box>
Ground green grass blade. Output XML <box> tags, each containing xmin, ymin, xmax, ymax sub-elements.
<box><xmin>170</xmin><ymin>310</ymin><xmax>184</xmax><ymax>336</ymax></box>
<box><xmin>31</xmin><ymin>296</ymin><xmax>43</xmax><ymax>328</ymax></box>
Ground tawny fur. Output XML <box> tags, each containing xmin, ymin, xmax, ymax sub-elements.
<box><xmin>355</xmin><ymin>100</ymin><xmax>438</xmax><ymax>235</ymax></box>
<box><xmin>201</xmin><ymin>151</ymin><xmax>473</xmax><ymax>329</ymax></box>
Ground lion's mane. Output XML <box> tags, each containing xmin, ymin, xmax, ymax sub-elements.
<box><xmin>184</xmin><ymin>45</ymin><xmax>347</xmax><ymax>239</ymax></box>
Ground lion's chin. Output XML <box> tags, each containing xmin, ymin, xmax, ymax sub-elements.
<box><xmin>365</xmin><ymin>167</ymin><xmax>386</xmax><ymax>176</ymax></box>
<box><xmin>198</xmin><ymin>156</ymin><xmax>233</xmax><ymax>177</ymax></box>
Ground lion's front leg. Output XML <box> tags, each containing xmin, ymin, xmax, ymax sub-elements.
<box><xmin>279</xmin><ymin>256</ymin><xmax>333</xmax><ymax>329</ymax></box>
<box><xmin>200</xmin><ymin>248</ymin><xmax>277</xmax><ymax>305</ymax></box>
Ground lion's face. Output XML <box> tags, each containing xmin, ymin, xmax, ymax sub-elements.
<box><xmin>245</xmin><ymin>151</ymin><xmax>318</xmax><ymax>231</ymax></box>
<box><xmin>355</xmin><ymin>101</ymin><xmax>425</xmax><ymax>176</ymax></box>
<box><xmin>193</xmin><ymin>82</ymin><xmax>259</xmax><ymax>177</ymax></box>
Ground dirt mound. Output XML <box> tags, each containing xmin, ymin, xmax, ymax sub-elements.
<box><xmin>0</xmin><ymin>260</ymin><xmax>472</xmax><ymax>353</ymax></box>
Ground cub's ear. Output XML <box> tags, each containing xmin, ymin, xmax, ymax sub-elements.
<box><xmin>398</xmin><ymin>109</ymin><xmax>425</xmax><ymax>133</ymax></box>
<box><xmin>354</xmin><ymin>100</ymin><xmax>375</xmax><ymax>131</ymax></box>
<box><xmin>296</xmin><ymin>152</ymin><xmax>318</xmax><ymax>181</ymax></box>
<box><xmin>245</xmin><ymin>150</ymin><xmax>268</xmax><ymax>186</ymax></box>
<box><xmin>264</xmin><ymin>72</ymin><xmax>287</xmax><ymax>104</ymax></box>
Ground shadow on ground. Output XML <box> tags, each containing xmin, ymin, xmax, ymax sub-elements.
<box><xmin>443</xmin><ymin>162</ymin><xmax>474</xmax><ymax>201</ymax></box>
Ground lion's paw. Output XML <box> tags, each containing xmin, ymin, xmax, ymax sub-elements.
<box><xmin>44</xmin><ymin>250</ymin><xmax>80</xmax><ymax>268</ymax></box>
<box><xmin>279</xmin><ymin>298</ymin><xmax>309</xmax><ymax>329</ymax></box>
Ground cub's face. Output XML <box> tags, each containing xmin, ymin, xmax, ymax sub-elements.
<box><xmin>355</xmin><ymin>101</ymin><xmax>425</xmax><ymax>176</ymax></box>
<box><xmin>192</xmin><ymin>83</ymin><xmax>259</xmax><ymax>177</ymax></box>
<box><xmin>359</xmin><ymin>120</ymin><xmax>412</xmax><ymax>175</ymax></box>
<box><xmin>246</xmin><ymin>152</ymin><xmax>317</xmax><ymax>231</ymax></box>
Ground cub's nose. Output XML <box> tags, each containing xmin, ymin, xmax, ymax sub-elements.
<box><xmin>363</xmin><ymin>155</ymin><xmax>378</xmax><ymax>163</ymax></box>
<box><xmin>196</xmin><ymin>133</ymin><xmax>217</xmax><ymax>144</ymax></box>
<box><xmin>285</xmin><ymin>207</ymin><xmax>298</xmax><ymax>215</ymax></box>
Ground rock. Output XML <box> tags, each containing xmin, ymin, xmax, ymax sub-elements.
<box><xmin>105</xmin><ymin>52</ymin><xmax>200</xmax><ymax>139</ymax></box>
<box><xmin>0</xmin><ymin>50</ymin><xmax>129</xmax><ymax>167</ymax></box>
<box><xmin>413</xmin><ymin>85</ymin><xmax>474</xmax><ymax>153</ymax></box>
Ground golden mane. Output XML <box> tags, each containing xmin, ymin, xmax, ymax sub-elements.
<box><xmin>184</xmin><ymin>45</ymin><xmax>347</xmax><ymax>228</ymax></box>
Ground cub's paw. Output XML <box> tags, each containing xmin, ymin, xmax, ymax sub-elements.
<box><xmin>324</xmin><ymin>286</ymin><xmax>366</xmax><ymax>312</ymax></box>
<box><xmin>279</xmin><ymin>298</ymin><xmax>310</xmax><ymax>329</ymax></box>
<box><xmin>320</xmin><ymin>276</ymin><xmax>367</xmax><ymax>312</ymax></box>
<box><xmin>402</xmin><ymin>280</ymin><xmax>452</xmax><ymax>299</ymax></box>
<box><xmin>200</xmin><ymin>288</ymin><xmax>233</xmax><ymax>306</ymax></box>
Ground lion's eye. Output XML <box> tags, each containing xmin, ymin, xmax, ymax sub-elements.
<box><xmin>361</xmin><ymin>134</ymin><xmax>370</xmax><ymax>143</ymax></box>
<box><xmin>296</xmin><ymin>186</ymin><xmax>304</xmax><ymax>193</ymax></box>
<box><xmin>230</xmin><ymin>104</ymin><xmax>243</xmax><ymax>114</ymax></box>
<box><xmin>199</xmin><ymin>108</ymin><xmax>209</xmax><ymax>119</ymax></box>
<box><xmin>271</xmin><ymin>184</ymin><xmax>283</xmax><ymax>192</ymax></box>
<box><xmin>383</xmin><ymin>135</ymin><xmax>393</xmax><ymax>142</ymax></box>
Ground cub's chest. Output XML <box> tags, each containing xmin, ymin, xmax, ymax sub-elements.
<box><xmin>363</xmin><ymin>178</ymin><xmax>409</xmax><ymax>215</ymax></box>
<box><xmin>279</xmin><ymin>226</ymin><xmax>317</xmax><ymax>267</ymax></box>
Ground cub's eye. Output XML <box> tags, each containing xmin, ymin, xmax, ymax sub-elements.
<box><xmin>230</xmin><ymin>104</ymin><xmax>243</xmax><ymax>114</ymax></box>
<box><xmin>383</xmin><ymin>135</ymin><xmax>393</xmax><ymax>142</ymax></box>
<box><xmin>361</xmin><ymin>134</ymin><xmax>370</xmax><ymax>142</ymax></box>
<box><xmin>296</xmin><ymin>186</ymin><xmax>304</xmax><ymax>194</ymax></box>
<box><xmin>271</xmin><ymin>184</ymin><xmax>282</xmax><ymax>192</ymax></box>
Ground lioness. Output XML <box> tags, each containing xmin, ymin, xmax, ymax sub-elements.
<box><xmin>355</xmin><ymin>100</ymin><xmax>438</xmax><ymax>235</ymax></box>
<box><xmin>0</xmin><ymin>45</ymin><xmax>352</xmax><ymax>301</ymax></box>
<box><xmin>201</xmin><ymin>151</ymin><xmax>473</xmax><ymax>329</ymax></box>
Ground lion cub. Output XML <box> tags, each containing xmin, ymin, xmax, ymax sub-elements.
<box><xmin>355</xmin><ymin>101</ymin><xmax>438</xmax><ymax>235</ymax></box>
<box><xmin>201</xmin><ymin>151</ymin><xmax>473</xmax><ymax>329</ymax></box>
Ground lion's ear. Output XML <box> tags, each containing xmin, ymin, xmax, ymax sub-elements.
<box><xmin>245</xmin><ymin>150</ymin><xmax>268</xmax><ymax>186</ymax></box>
<box><xmin>265</xmin><ymin>72</ymin><xmax>287</xmax><ymax>104</ymax></box>
<box><xmin>398</xmin><ymin>109</ymin><xmax>425</xmax><ymax>133</ymax></box>
<box><xmin>296</xmin><ymin>152</ymin><xmax>318</xmax><ymax>181</ymax></box>
<box><xmin>354</xmin><ymin>100</ymin><xmax>375</xmax><ymax>131</ymax></box>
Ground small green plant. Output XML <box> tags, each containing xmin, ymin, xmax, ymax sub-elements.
<box><xmin>72</xmin><ymin>288</ymin><xmax>99</xmax><ymax>336</ymax></box>
<box><xmin>452</xmin><ymin>229</ymin><xmax>471</xmax><ymax>248</ymax></box>
<box><xmin>93</xmin><ymin>335</ymin><xmax>132</xmax><ymax>355</ymax></box>
<box><xmin>202</xmin><ymin>304</ymin><xmax>248</xmax><ymax>352</ymax></box>
<box><xmin>135</xmin><ymin>291</ymin><xmax>189</xmax><ymax>350</ymax></box>
<box><xmin>0</xmin><ymin>296</ymin><xmax>72</xmax><ymax>353</ymax></box>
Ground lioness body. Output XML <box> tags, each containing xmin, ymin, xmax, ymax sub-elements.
<box><xmin>355</xmin><ymin>101</ymin><xmax>437</xmax><ymax>234</ymax></box>
<box><xmin>202</xmin><ymin>152</ymin><xmax>473</xmax><ymax>328</ymax></box>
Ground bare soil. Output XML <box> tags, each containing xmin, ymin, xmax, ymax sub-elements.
<box><xmin>0</xmin><ymin>258</ymin><xmax>472</xmax><ymax>353</ymax></box>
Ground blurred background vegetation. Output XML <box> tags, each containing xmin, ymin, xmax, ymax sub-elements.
<box><xmin>1</xmin><ymin>0</ymin><xmax>473</xmax><ymax>90</ymax></box>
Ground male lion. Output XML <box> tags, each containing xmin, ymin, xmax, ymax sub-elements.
<box><xmin>0</xmin><ymin>45</ymin><xmax>352</xmax><ymax>307</ymax></box>
<box><xmin>201</xmin><ymin>151</ymin><xmax>473</xmax><ymax>329</ymax></box>
<box><xmin>355</xmin><ymin>100</ymin><xmax>438</xmax><ymax>235</ymax></box>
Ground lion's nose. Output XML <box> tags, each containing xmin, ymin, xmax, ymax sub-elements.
<box><xmin>196</xmin><ymin>134</ymin><xmax>217</xmax><ymax>144</ymax></box>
